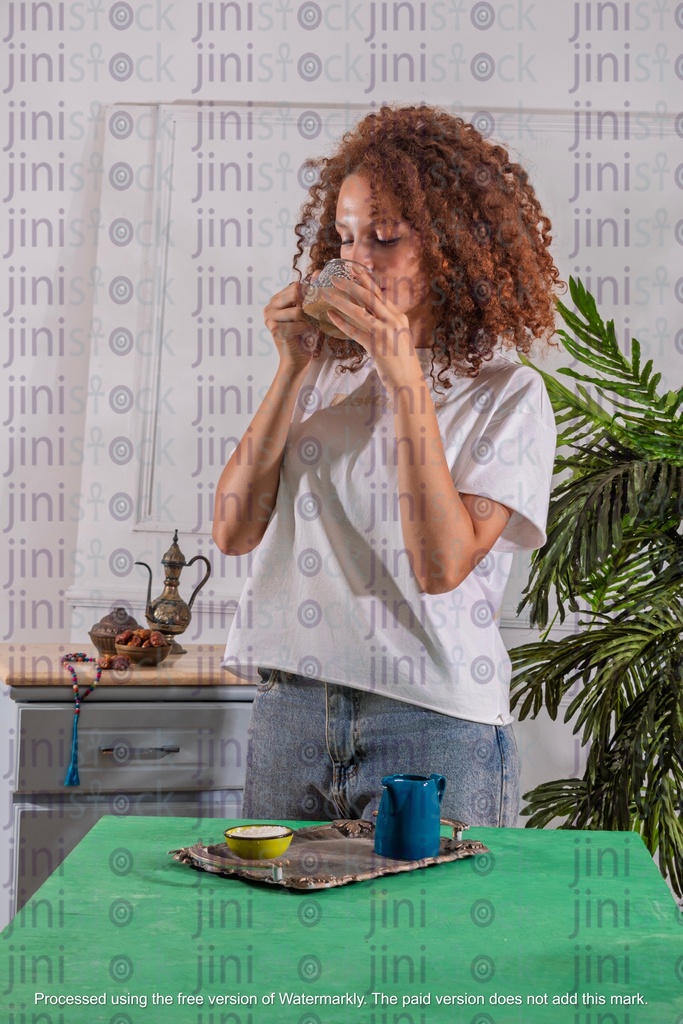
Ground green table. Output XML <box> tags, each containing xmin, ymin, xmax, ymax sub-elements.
<box><xmin>1</xmin><ymin>817</ymin><xmax>681</xmax><ymax>1023</ymax></box>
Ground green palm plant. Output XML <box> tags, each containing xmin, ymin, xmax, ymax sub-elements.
<box><xmin>511</xmin><ymin>277</ymin><xmax>683</xmax><ymax>895</ymax></box>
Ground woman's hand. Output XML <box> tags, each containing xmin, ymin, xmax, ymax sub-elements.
<box><xmin>264</xmin><ymin>278</ymin><xmax>320</xmax><ymax>374</ymax></box>
<box><xmin>323</xmin><ymin>266</ymin><xmax>420</xmax><ymax>390</ymax></box>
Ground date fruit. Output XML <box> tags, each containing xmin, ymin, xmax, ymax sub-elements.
<box><xmin>115</xmin><ymin>628</ymin><xmax>169</xmax><ymax>649</ymax></box>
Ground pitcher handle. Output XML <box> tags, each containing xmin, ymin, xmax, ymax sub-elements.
<box><xmin>430</xmin><ymin>773</ymin><xmax>446</xmax><ymax>803</ymax></box>
<box><xmin>186</xmin><ymin>555</ymin><xmax>212</xmax><ymax>610</ymax></box>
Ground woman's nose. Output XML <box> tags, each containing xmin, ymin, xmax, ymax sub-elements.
<box><xmin>347</xmin><ymin>241</ymin><xmax>374</xmax><ymax>272</ymax></box>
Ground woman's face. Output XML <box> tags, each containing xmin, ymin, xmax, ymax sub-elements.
<box><xmin>334</xmin><ymin>174</ymin><xmax>435</xmax><ymax>339</ymax></box>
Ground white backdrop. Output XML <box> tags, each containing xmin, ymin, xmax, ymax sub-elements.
<box><xmin>0</xmin><ymin>0</ymin><xmax>681</xmax><ymax>838</ymax></box>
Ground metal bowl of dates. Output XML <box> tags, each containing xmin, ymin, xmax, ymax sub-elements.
<box><xmin>115</xmin><ymin>629</ymin><xmax>171</xmax><ymax>666</ymax></box>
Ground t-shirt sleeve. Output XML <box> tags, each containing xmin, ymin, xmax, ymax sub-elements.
<box><xmin>449</xmin><ymin>367</ymin><xmax>557</xmax><ymax>553</ymax></box>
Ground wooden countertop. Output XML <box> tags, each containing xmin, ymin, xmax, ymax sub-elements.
<box><xmin>0</xmin><ymin>643</ymin><xmax>249</xmax><ymax>687</ymax></box>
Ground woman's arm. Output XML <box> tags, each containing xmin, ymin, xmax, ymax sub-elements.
<box><xmin>212</xmin><ymin>361</ymin><xmax>311</xmax><ymax>555</ymax></box>
<box><xmin>212</xmin><ymin>281</ymin><xmax>317</xmax><ymax>556</ymax></box>
<box><xmin>390</xmin><ymin>375</ymin><xmax>512</xmax><ymax>593</ymax></box>
<box><xmin>324</xmin><ymin>269</ymin><xmax>512</xmax><ymax>594</ymax></box>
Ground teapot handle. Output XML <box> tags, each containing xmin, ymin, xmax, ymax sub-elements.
<box><xmin>186</xmin><ymin>555</ymin><xmax>212</xmax><ymax>609</ymax></box>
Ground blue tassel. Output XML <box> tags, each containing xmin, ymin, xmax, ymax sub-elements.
<box><xmin>64</xmin><ymin>707</ymin><xmax>80</xmax><ymax>787</ymax></box>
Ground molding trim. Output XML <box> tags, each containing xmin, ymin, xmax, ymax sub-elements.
<box><xmin>65</xmin><ymin>586</ymin><xmax>582</xmax><ymax>638</ymax></box>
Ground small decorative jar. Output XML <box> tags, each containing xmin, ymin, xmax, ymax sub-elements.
<box><xmin>88</xmin><ymin>607</ymin><xmax>141</xmax><ymax>655</ymax></box>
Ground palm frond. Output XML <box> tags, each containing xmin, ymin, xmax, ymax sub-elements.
<box><xmin>518</xmin><ymin>447</ymin><xmax>683</xmax><ymax>626</ymax></box>
<box><xmin>513</xmin><ymin>278</ymin><xmax>683</xmax><ymax>895</ymax></box>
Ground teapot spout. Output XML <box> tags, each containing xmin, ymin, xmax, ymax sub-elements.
<box><xmin>134</xmin><ymin>561</ymin><xmax>154</xmax><ymax>617</ymax></box>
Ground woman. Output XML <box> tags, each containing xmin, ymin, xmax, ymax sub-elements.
<box><xmin>213</xmin><ymin>104</ymin><xmax>563</xmax><ymax>827</ymax></box>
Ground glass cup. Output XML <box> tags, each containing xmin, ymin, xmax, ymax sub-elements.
<box><xmin>302</xmin><ymin>259</ymin><xmax>375</xmax><ymax>340</ymax></box>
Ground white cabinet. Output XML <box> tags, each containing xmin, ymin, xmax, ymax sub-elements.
<box><xmin>0</xmin><ymin>645</ymin><xmax>255</xmax><ymax>927</ymax></box>
<box><xmin>16</xmin><ymin>702</ymin><xmax>251</xmax><ymax>794</ymax></box>
<box><xmin>9</xmin><ymin>700</ymin><xmax>253</xmax><ymax>920</ymax></box>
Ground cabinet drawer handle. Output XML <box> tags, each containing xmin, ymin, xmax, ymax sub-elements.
<box><xmin>100</xmin><ymin>745</ymin><xmax>180</xmax><ymax>757</ymax></box>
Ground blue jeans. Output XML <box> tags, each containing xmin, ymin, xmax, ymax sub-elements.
<box><xmin>242</xmin><ymin>669</ymin><xmax>521</xmax><ymax>827</ymax></box>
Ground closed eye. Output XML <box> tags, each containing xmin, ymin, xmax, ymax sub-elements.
<box><xmin>338</xmin><ymin>235</ymin><xmax>400</xmax><ymax>248</ymax></box>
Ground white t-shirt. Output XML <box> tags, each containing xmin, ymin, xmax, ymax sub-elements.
<box><xmin>221</xmin><ymin>343</ymin><xmax>556</xmax><ymax>726</ymax></box>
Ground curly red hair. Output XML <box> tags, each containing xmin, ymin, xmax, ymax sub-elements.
<box><xmin>294</xmin><ymin>104</ymin><xmax>564</xmax><ymax>388</ymax></box>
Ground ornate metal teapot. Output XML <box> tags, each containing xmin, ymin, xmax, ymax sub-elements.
<box><xmin>135</xmin><ymin>530</ymin><xmax>211</xmax><ymax>654</ymax></box>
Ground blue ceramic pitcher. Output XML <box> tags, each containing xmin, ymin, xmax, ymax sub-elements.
<box><xmin>374</xmin><ymin>773</ymin><xmax>446</xmax><ymax>860</ymax></box>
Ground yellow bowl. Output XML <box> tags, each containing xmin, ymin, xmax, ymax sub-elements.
<box><xmin>224</xmin><ymin>824</ymin><xmax>294</xmax><ymax>860</ymax></box>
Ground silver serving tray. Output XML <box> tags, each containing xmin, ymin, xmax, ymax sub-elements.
<box><xmin>169</xmin><ymin>818</ymin><xmax>489</xmax><ymax>890</ymax></box>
